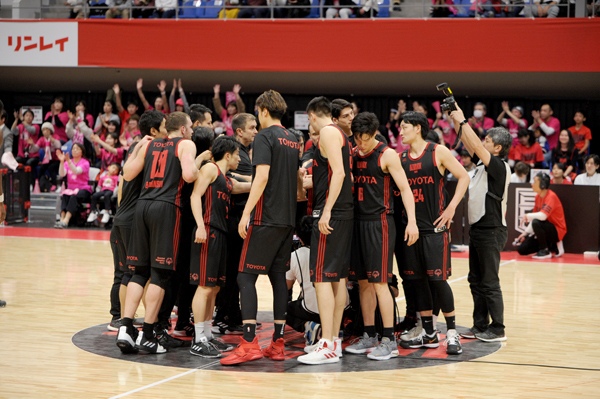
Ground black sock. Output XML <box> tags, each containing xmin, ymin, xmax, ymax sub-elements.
<box><xmin>445</xmin><ymin>315</ymin><xmax>456</xmax><ymax>330</ymax></box>
<box><xmin>122</xmin><ymin>317</ymin><xmax>133</xmax><ymax>328</ymax></box>
<box><xmin>143</xmin><ymin>322</ymin><xmax>155</xmax><ymax>340</ymax></box>
<box><xmin>383</xmin><ymin>327</ymin><xmax>394</xmax><ymax>340</ymax></box>
<box><xmin>274</xmin><ymin>323</ymin><xmax>285</xmax><ymax>341</ymax></box>
<box><xmin>422</xmin><ymin>316</ymin><xmax>434</xmax><ymax>335</ymax></box>
<box><xmin>365</xmin><ymin>325</ymin><xmax>376</xmax><ymax>338</ymax></box>
<box><xmin>242</xmin><ymin>323</ymin><xmax>256</xmax><ymax>342</ymax></box>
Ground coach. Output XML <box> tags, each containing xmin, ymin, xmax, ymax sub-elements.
<box><xmin>450</xmin><ymin>102</ymin><xmax>512</xmax><ymax>343</ymax></box>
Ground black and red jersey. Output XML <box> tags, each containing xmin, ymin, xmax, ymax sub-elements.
<box><xmin>139</xmin><ymin>136</ymin><xmax>186</xmax><ymax>208</ymax></box>
<box><xmin>400</xmin><ymin>142</ymin><xmax>446</xmax><ymax>234</ymax></box>
<box><xmin>352</xmin><ymin>142</ymin><xmax>393</xmax><ymax>219</ymax></box>
<box><xmin>304</xmin><ymin>159</ymin><xmax>315</xmax><ymax>216</ymax></box>
<box><xmin>313</xmin><ymin>124</ymin><xmax>354</xmax><ymax>220</ymax></box>
<box><xmin>202</xmin><ymin>163</ymin><xmax>233</xmax><ymax>233</ymax></box>
<box><xmin>251</xmin><ymin>125</ymin><xmax>299</xmax><ymax>227</ymax></box>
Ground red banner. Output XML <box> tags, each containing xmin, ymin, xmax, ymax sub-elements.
<box><xmin>75</xmin><ymin>19</ymin><xmax>600</xmax><ymax>73</ymax></box>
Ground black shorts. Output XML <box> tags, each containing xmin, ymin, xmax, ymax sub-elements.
<box><xmin>238</xmin><ymin>224</ymin><xmax>294</xmax><ymax>275</ymax></box>
<box><xmin>398</xmin><ymin>231</ymin><xmax>451</xmax><ymax>281</ymax></box>
<box><xmin>127</xmin><ymin>200</ymin><xmax>182</xmax><ymax>271</ymax></box>
<box><xmin>190</xmin><ymin>226</ymin><xmax>227</xmax><ymax>287</ymax></box>
<box><xmin>350</xmin><ymin>215</ymin><xmax>396</xmax><ymax>283</ymax></box>
<box><xmin>111</xmin><ymin>225</ymin><xmax>132</xmax><ymax>274</ymax></box>
<box><xmin>310</xmin><ymin>218</ymin><xmax>352</xmax><ymax>283</ymax></box>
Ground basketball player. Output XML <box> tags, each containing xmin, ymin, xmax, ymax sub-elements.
<box><xmin>332</xmin><ymin>98</ymin><xmax>387</xmax><ymax>147</ymax></box>
<box><xmin>108</xmin><ymin>111</ymin><xmax>167</xmax><ymax>331</ymax></box>
<box><xmin>220</xmin><ymin>90</ymin><xmax>300</xmax><ymax>365</ymax></box>
<box><xmin>297</xmin><ymin>97</ymin><xmax>353</xmax><ymax>365</ymax></box>
<box><xmin>397</xmin><ymin>111</ymin><xmax>470</xmax><ymax>355</ymax></box>
<box><xmin>116</xmin><ymin>112</ymin><xmax>199</xmax><ymax>354</ymax></box>
<box><xmin>189</xmin><ymin>104</ymin><xmax>213</xmax><ymax>129</ymax></box>
<box><xmin>0</xmin><ymin>100</ymin><xmax>4</xmax><ymax>308</ymax></box>
<box><xmin>189</xmin><ymin>136</ymin><xmax>251</xmax><ymax>358</ymax></box>
<box><xmin>344</xmin><ymin>112</ymin><xmax>419</xmax><ymax>360</ymax></box>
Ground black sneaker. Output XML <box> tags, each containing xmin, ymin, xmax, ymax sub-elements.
<box><xmin>399</xmin><ymin>329</ymin><xmax>439</xmax><ymax>349</ymax></box>
<box><xmin>156</xmin><ymin>329</ymin><xmax>185</xmax><ymax>349</ymax></box>
<box><xmin>225</xmin><ymin>324</ymin><xmax>243</xmax><ymax>335</ymax></box>
<box><xmin>396</xmin><ymin>315</ymin><xmax>417</xmax><ymax>335</ymax></box>
<box><xmin>0</xmin><ymin>300</ymin><xmax>7</xmax><ymax>308</ymax></box>
<box><xmin>116</xmin><ymin>326</ymin><xmax>139</xmax><ymax>354</ymax></box>
<box><xmin>532</xmin><ymin>249</ymin><xmax>552</xmax><ymax>260</ymax></box>
<box><xmin>174</xmin><ymin>322</ymin><xmax>195</xmax><ymax>337</ymax></box>
<box><xmin>475</xmin><ymin>329</ymin><xmax>507</xmax><ymax>342</ymax></box>
<box><xmin>108</xmin><ymin>318</ymin><xmax>124</xmax><ymax>332</ymax></box>
<box><xmin>211</xmin><ymin>320</ymin><xmax>228</xmax><ymax>334</ymax></box>
<box><xmin>190</xmin><ymin>337</ymin><xmax>221</xmax><ymax>358</ymax></box>
<box><xmin>209</xmin><ymin>337</ymin><xmax>234</xmax><ymax>352</ymax></box>
<box><xmin>137</xmin><ymin>334</ymin><xmax>167</xmax><ymax>354</ymax></box>
<box><xmin>460</xmin><ymin>326</ymin><xmax>485</xmax><ymax>339</ymax></box>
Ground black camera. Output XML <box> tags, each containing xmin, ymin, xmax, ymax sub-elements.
<box><xmin>436</xmin><ymin>83</ymin><xmax>457</xmax><ymax>113</ymax></box>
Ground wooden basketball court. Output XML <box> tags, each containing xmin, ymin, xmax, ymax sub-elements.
<box><xmin>1</xmin><ymin>226</ymin><xmax>599</xmax><ymax>398</ymax></box>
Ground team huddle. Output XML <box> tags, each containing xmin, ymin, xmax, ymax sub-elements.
<box><xmin>113</xmin><ymin>89</ymin><xmax>501</xmax><ymax>366</ymax></box>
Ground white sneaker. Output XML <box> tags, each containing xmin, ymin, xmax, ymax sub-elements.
<box><xmin>400</xmin><ymin>324</ymin><xmax>423</xmax><ymax>342</ymax></box>
<box><xmin>334</xmin><ymin>337</ymin><xmax>343</xmax><ymax>358</ymax></box>
<box><xmin>101</xmin><ymin>210</ymin><xmax>111</xmax><ymax>224</ymax></box>
<box><xmin>554</xmin><ymin>241</ymin><xmax>565</xmax><ymax>258</ymax></box>
<box><xmin>304</xmin><ymin>342</ymin><xmax>319</xmax><ymax>354</ymax></box>
<box><xmin>87</xmin><ymin>210</ymin><xmax>98</xmax><ymax>223</ymax></box>
<box><xmin>297</xmin><ymin>340</ymin><xmax>339</xmax><ymax>365</ymax></box>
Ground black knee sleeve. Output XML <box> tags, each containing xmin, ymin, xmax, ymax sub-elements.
<box><xmin>412</xmin><ymin>278</ymin><xmax>433</xmax><ymax>312</ymax></box>
<box><xmin>150</xmin><ymin>268</ymin><xmax>173</xmax><ymax>290</ymax></box>
<box><xmin>237</xmin><ymin>272</ymin><xmax>259</xmax><ymax>321</ymax></box>
<box><xmin>429</xmin><ymin>280</ymin><xmax>454</xmax><ymax>314</ymax></box>
<box><xmin>401</xmin><ymin>279</ymin><xmax>417</xmax><ymax>316</ymax></box>
<box><xmin>130</xmin><ymin>266</ymin><xmax>151</xmax><ymax>288</ymax></box>
<box><xmin>268</xmin><ymin>270</ymin><xmax>288</xmax><ymax>321</ymax></box>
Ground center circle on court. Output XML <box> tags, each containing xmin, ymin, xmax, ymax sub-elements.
<box><xmin>72</xmin><ymin>313</ymin><xmax>502</xmax><ymax>373</ymax></box>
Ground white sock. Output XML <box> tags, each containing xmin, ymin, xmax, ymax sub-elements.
<box><xmin>323</xmin><ymin>338</ymin><xmax>334</xmax><ymax>350</ymax></box>
<box><xmin>194</xmin><ymin>322</ymin><xmax>205</xmax><ymax>342</ymax></box>
<box><xmin>433</xmin><ymin>314</ymin><xmax>438</xmax><ymax>330</ymax></box>
<box><xmin>204</xmin><ymin>321</ymin><xmax>212</xmax><ymax>339</ymax></box>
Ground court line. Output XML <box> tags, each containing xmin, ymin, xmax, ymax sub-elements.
<box><xmin>395</xmin><ymin>259</ymin><xmax>516</xmax><ymax>303</ymax></box>
<box><xmin>109</xmin><ymin>360</ymin><xmax>221</xmax><ymax>399</ymax></box>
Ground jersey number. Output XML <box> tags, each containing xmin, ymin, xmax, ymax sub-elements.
<box><xmin>358</xmin><ymin>187</ymin><xmax>364</xmax><ymax>202</ymax></box>
<box><xmin>412</xmin><ymin>188</ymin><xmax>424</xmax><ymax>203</ymax></box>
<box><xmin>150</xmin><ymin>151</ymin><xmax>168</xmax><ymax>179</ymax></box>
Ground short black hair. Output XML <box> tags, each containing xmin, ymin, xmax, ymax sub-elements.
<box><xmin>351</xmin><ymin>112</ymin><xmax>379</xmax><ymax>138</ymax></box>
<box><xmin>192</xmin><ymin>127</ymin><xmax>215</xmax><ymax>155</ymax></box>
<box><xmin>189</xmin><ymin>104</ymin><xmax>212</xmax><ymax>124</ymax></box>
<box><xmin>585</xmin><ymin>154</ymin><xmax>600</xmax><ymax>169</ymax></box>
<box><xmin>517</xmin><ymin>128</ymin><xmax>535</xmax><ymax>146</ymax></box>
<box><xmin>126</xmin><ymin>99</ymin><xmax>139</xmax><ymax>108</ymax></box>
<box><xmin>400</xmin><ymin>111</ymin><xmax>429</xmax><ymax>138</ymax></box>
<box><xmin>139</xmin><ymin>110</ymin><xmax>164</xmax><ymax>138</ymax></box>
<box><xmin>212</xmin><ymin>136</ymin><xmax>240</xmax><ymax>162</ymax></box>
<box><xmin>553</xmin><ymin>162</ymin><xmax>566</xmax><ymax>172</ymax></box>
<box><xmin>296</xmin><ymin>215</ymin><xmax>313</xmax><ymax>247</ymax></box>
<box><xmin>306</xmin><ymin>96</ymin><xmax>332</xmax><ymax>118</ymax></box>
<box><xmin>288</xmin><ymin>128</ymin><xmax>304</xmax><ymax>144</ymax></box>
<box><xmin>109</xmin><ymin>162</ymin><xmax>121</xmax><ymax>172</ymax></box>
<box><xmin>0</xmin><ymin>109</ymin><xmax>7</xmax><ymax>121</ymax></box>
<box><xmin>104</xmin><ymin>100</ymin><xmax>116</xmax><ymax>112</ymax></box>
<box><xmin>515</xmin><ymin>161</ymin><xmax>530</xmax><ymax>176</ymax></box>
<box><xmin>331</xmin><ymin>99</ymin><xmax>352</xmax><ymax>120</ymax></box>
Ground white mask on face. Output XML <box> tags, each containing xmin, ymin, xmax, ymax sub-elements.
<box><xmin>473</xmin><ymin>110</ymin><xmax>484</xmax><ymax>119</ymax></box>
<box><xmin>214</xmin><ymin>127</ymin><xmax>224</xmax><ymax>135</ymax></box>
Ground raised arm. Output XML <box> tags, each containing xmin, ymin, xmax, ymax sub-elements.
<box><xmin>178</xmin><ymin>79</ymin><xmax>190</xmax><ymax>114</ymax></box>
<box><xmin>168</xmin><ymin>79</ymin><xmax>177</xmax><ymax>112</ymax></box>
<box><xmin>114</xmin><ymin>84</ymin><xmax>124</xmax><ymax>113</ymax></box>
<box><xmin>212</xmin><ymin>84</ymin><xmax>224</xmax><ymax>116</ymax></box>
<box><xmin>158</xmin><ymin>80</ymin><xmax>169</xmax><ymax>114</ymax></box>
<box><xmin>233</xmin><ymin>84</ymin><xmax>245</xmax><ymax>113</ymax></box>
<box><xmin>136</xmin><ymin>78</ymin><xmax>151</xmax><ymax>111</ymax></box>
<box><xmin>450</xmin><ymin>103</ymin><xmax>492</xmax><ymax>167</ymax></box>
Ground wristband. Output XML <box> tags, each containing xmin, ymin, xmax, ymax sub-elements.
<box><xmin>0</xmin><ymin>193</ymin><xmax>4</xmax><ymax>203</ymax></box>
<box><xmin>161</xmin><ymin>91</ymin><xmax>166</xmax><ymax>95</ymax></box>
<box><xmin>459</xmin><ymin>119</ymin><xmax>468</xmax><ymax>126</ymax></box>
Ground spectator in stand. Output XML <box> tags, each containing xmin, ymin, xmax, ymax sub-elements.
<box><xmin>550</xmin><ymin>162</ymin><xmax>572</xmax><ymax>185</ymax></box>
<box><xmin>475</xmin><ymin>0</ymin><xmax>500</xmax><ymax>17</ymax></box>
<box><xmin>529</xmin><ymin>104</ymin><xmax>560</xmax><ymax>164</ymax></box>
<box><xmin>497</xmin><ymin>102</ymin><xmax>527</xmax><ymax>146</ymax></box>
<box><xmin>136</xmin><ymin>78</ymin><xmax>169</xmax><ymax>114</ymax></box>
<box><xmin>152</xmin><ymin>0</ymin><xmax>176</xmax><ymax>17</ymax></box>
<box><xmin>114</xmin><ymin>84</ymin><xmax>139</xmax><ymax>133</ymax></box>
<box><xmin>414</xmin><ymin>101</ymin><xmax>434</xmax><ymax>129</ymax></box>
<box><xmin>551</xmin><ymin>129</ymin><xmax>579</xmax><ymax>178</ymax></box>
<box><xmin>514</xmin><ymin>172</ymin><xmax>566</xmax><ymax>259</ymax></box>
<box><xmin>87</xmin><ymin>162</ymin><xmax>121</xmax><ymax>224</ymax></box>
<box><xmin>433</xmin><ymin>111</ymin><xmax>457</xmax><ymax>148</ymax></box>
<box><xmin>355</xmin><ymin>0</ymin><xmax>379</xmax><ymax>16</ymax></box>
<box><xmin>524</xmin><ymin>0</ymin><xmax>559</xmax><ymax>17</ymax></box>
<box><xmin>508</xmin><ymin>129</ymin><xmax>544</xmax><ymax>169</ymax></box>
<box><xmin>286</xmin><ymin>0</ymin><xmax>310</xmax><ymax>17</ymax></box>
<box><xmin>0</xmin><ymin>110</ymin><xmax>19</xmax><ymax>170</ymax></box>
<box><xmin>32</xmin><ymin>123</ymin><xmax>62</xmax><ymax>191</ymax></box>
<box><xmin>94</xmin><ymin>100</ymin><xmax>121</xmax><ymax>140</ymax></box>
<box><xmin>132</xmin><ymin>0</ymin><xmax>155</xmax><ymax>18</ymax></box>
<box><xmin>501</xmin><ymin>0</ymin><xmax>524</xmax><ymax>16</ymax></box>
<box><xmin>469</xmin><ymin>102</ymin><xmax>494</xmax><ymax>138</ymax></box>
<box><xmin>324</xmin><ymin>0</ymin><xmax>356</xmax><ymax>18</ymax></box>
<box><xmin>218</xmin><ymin>0</ymin><xmax>241</xmax><ymax>18</ymax></box>
<box><xmin>106</xmin><ymin>0</ymin><xmax>131</xmax><ymax>18</ymax></box>
<box><xmin>574</xmin><ymin>154</ymin><xmax>600</xmax><ymax>187</ymax></box>
<box><xmin>44</xmin><ymin>97</ymin><xmax>69</xmax><ymax>143</ymax></box>
<box><xmin>213</xmin><ymin>84</ymin><xmax>245</xmax><ymax>136</ymax></box>
<box><xmin>533</xmin><ymin>126</ymin><xmax>548</xmax><ymax>155</ymax></box>
<box><xmin>460</xmin><ymin>149</ymin><xmax>477</xmax><ymax>178</ymax></box>
<box><xmin>169</xmin><ymin>79</ymin><xmax>190</xmax><ymax>114</ymax></box>
<box><xmin>11</xmin><ymin>109</ymin><xmax>40</xmax><ymax>169</ymax></box>
<box><xmin>66</xmin><ymin>103</ymin><xmax>95</xmax><ymax>147</ymax></box>
<box><xmin>238</xmin><ymin>0</ymin><xmax>269</xmax><ymax>18</ymax></box>
<box><xmin>431</xmin><ymin>0</ymin><xmax>455</xmax><ymax>17</ymax></box>
<box><xmin>92</xmin><ymin>131</ymin><xmax>124</xmax><ymax>171</ymax></box>
<box><xmin>510</xmin><ymin>161</ymin><xmax>530</xmax><ymax>183</ymax></box>
<box><xmin>120</xmin><ymin>115</ymin><xmax>139</xmax><ymax>149</ymax></box>
<box><xmin>65</xmin><ymin>0</ymin><xmax>88</xmax><ymax>18</ymax></box>
<box><xmin>55</xmin><ymin>143</ymin><xmax>92</xmax><ymax>228</ymax></box>
<box><xmin>568</xmin><ymin>111</ymin><xmax>592</xmax><ymax>157</ymax></box>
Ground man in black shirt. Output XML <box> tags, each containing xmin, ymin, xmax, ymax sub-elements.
<box><xmin>450</xmin><ymin>103</ymin><xmax>512</xmax><ymax>343</ymax></box>
<box><xmin>221</xmin><ymin>90</ymin><xmax>300</xmax><ymax>366</ymax></box>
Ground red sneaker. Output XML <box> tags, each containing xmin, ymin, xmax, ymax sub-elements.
<box><xmin>220</xmin><ymin>337</ymin><xmax>263</xmax><ymax>365</ymax></box>
<box><xmin>263</xmin><ymin>338</ymin><xmax>285</xmax><ymax>361</ymax></box>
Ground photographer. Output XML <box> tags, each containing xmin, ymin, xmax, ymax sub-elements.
<box><xmin>449</xmin><ymin>101</ymin><xmax>512</xmax><ymax>343</ymax></box>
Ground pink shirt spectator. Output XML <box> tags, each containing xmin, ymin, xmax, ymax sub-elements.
<box><xmin>44</xmin><ymin>111</ymin><xmax>69</xmax><ymax>142</ymax></box>
<box><xmin>72</xmin><ymin>115</ymin><xmax>95</xmax><ymax>145</ymax></box>
<box><xmin>220</xmin><ymin>109</ymin><xmax>235</xmax><ymax>136</ymax></box>
<box><xmin>100</xmin><ymin>147</ymin><xmax>124</xmax><ymax>171</ymax></box>
<box><xmin>436</xmin><ymin>119</ymin><xmax>457</xmax><ymax>147</ymax></box>
<box><xmin>17</xmin><ymin>124</ymin><xmax>40</xmax><ymax>158</ymax></box>
<box><xmin>542</xmin><ymin>117</ymin><xmax>561</xmax><ymax>150</ymax></box>
<box><xmin>472</xmin><ymin>117</ymin><xmax>495</xmax><ymax>135</ymax></box>
<box><xmin>98</xmin><ymin>174</ymin><xmax>119</xmax><ymax>192</ymax></box>
<box><xmin>35</xmin><ymin>136</ymin><xmax>60</xmax><ymax>163</ymax></box>
<box><xmin>504</xmin><ymin>118</ymin><xmax>528</xmax><ymax>145</ymax></box>
<box><xmin>66</xmin><ymin>158</ymin><xmax>92</xmax><ymax>192</ymax></box>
